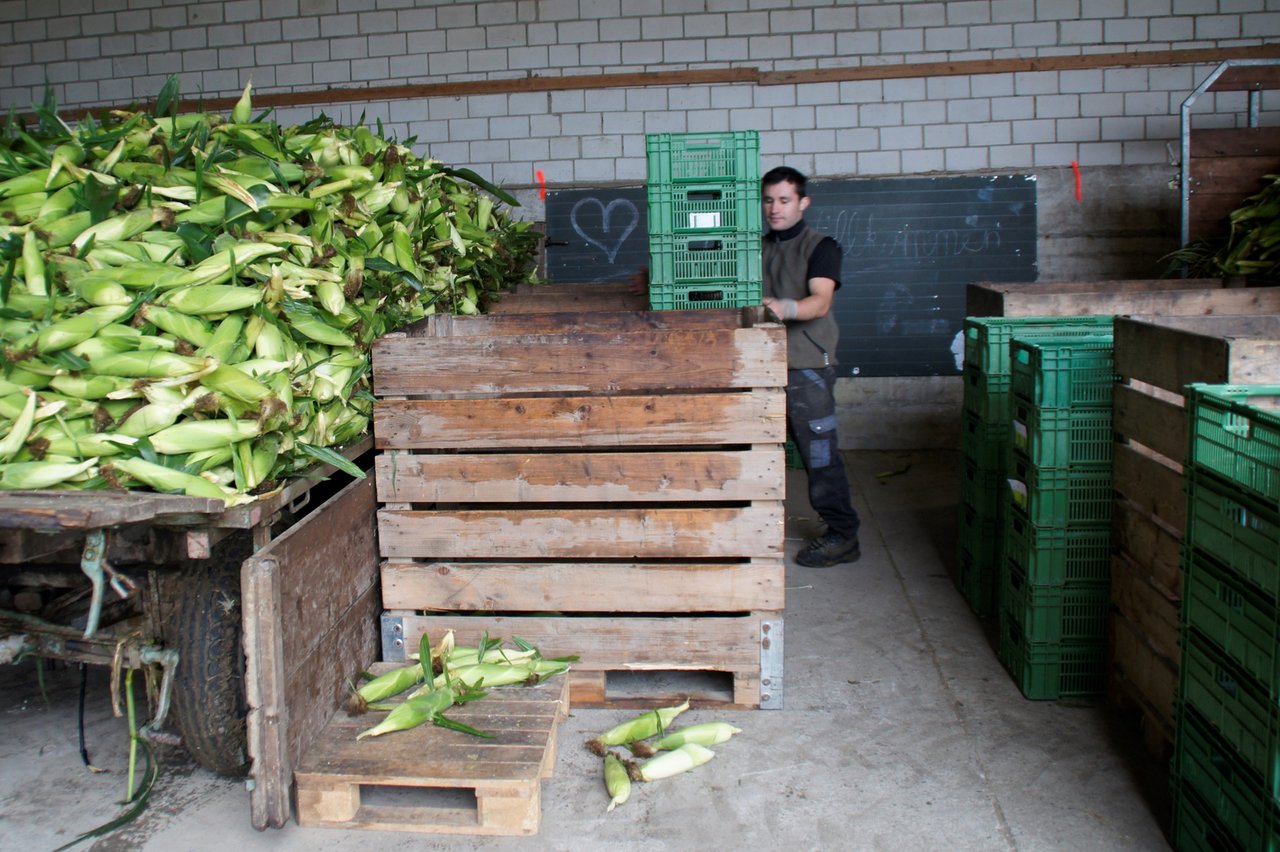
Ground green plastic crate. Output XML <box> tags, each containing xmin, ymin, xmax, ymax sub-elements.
<box><xmin>1183</xmin><ymin>547</ymin><xmax>1280</xmax><ymax>700</ymax></box>
<box><xmin>1007</xmin><ymin>454</ymin><xmax>1114</xmax><ymax>527</ymax></box>
<box><xmin>961</xmin><ymin>408</ymin><xmax>1008</xmax><ymax>476</ymax></box>
<box><xmin>997</xmin><ymin>612</ymin><xmax>1107</xmax><ymax>699</ymax></box>
<box><xmin>962</xmin><ymin>315</ymin><xmax>1115</xmax><ymax>378</ymax></box>
<box><xmin>1171</xmin><ymin>778</ymin><xmax>1255</xmax><ymax>852</ymax></box>
<box><xmin>647</xmin><ymin>181</ymin><xmax>761</xmax><ymax>235</ymax></box>
<box><xmin>1005</xmin><ymin>506</ymin><xmax>1112</xmax><ymax>586</ymax></box>
<box><xmin>648</xmin><ymin>231</ymin><xmax>761</xmax><ymax>286</ymax></box>
<box><xmin>646</xmin><ymin>131</ymin><xmax>760</xmax><ymax>185</ymax></box>
<box><xmin>784</xmin><ymin>438</ymin><xmax>803</xmax><ymax>470</ymax></box>
<box><xmin>1011</xmin><ymin>399</ymin><xmax>1114</xmax><ymax>467</ymax></box>
<box><xmin>1186</xmin><ymin>474</ymin><xmax>1280</xmax><ymax>604</ymax></box>
<box><xmin>1173</xmin><ymin>703</ymin><xmax>1280</xmax><ymax>851</ymax></box>
<box><xmin>962</xmin><ymin>454</ymin><xmax>1007</xmax><ymax>511</ymax></box>
<box><xmin>648</xmin><ymin>280</ymin><xmax>762</xmax><ymax>311</ymax></box>
<box><xmin>963</xmin><ymin>364</ymin><xmax>1014</xmax><ymax>424</ymax></box>
<box><xmin>956</xmin><ymin>541</ymin><xmax>999</xmax><ymax>619</ymax></box>
<box><xmin>1187</xmin><ymin>384</ymin><xmax>1280</xmax><ymax>507</ymax></box>
<box><xmin>1002</xmin><ymin>561</ymin><xmax>1110</xmax><ymax>643</ymax></box>
<box><xmin>1178</xmin><ymin>628</ymin><xmax>1280</xmax><ymax>796</ymax></box>
<box><xmin>1010</xmin><ymin>335</ymin><xmax>1116</xmax><ymax>410</ymax></box>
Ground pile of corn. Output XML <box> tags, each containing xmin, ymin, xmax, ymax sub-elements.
<box><xmin>0</xmin><ymin>81</ymin><xmax>539</xmax><ymax>501</ymax></box>
<box><xmin>586</xmin><ymin>700</ymin><xmax>743</xmax><ymax>812</ymax></box>
<box><xmin>347</xmin><ymin>631</ymin><xmax>572</xmax><ymax>740</ymax></box>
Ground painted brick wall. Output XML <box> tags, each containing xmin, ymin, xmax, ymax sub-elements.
<box><xmin>2</xmin><ymin>0</ymin><xmax>1277</xmax><ymax>213</ymax></box>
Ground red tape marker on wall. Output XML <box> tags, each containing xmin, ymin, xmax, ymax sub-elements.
<box><xmin>535</xmin><ymin>169</ymin><xmax>546</xmax><ymax>201</ymax></box>
<box><xmin>1071</xmin><ymin>161</ymin><xmax>1082</xmax><ymax>202</ymax></box>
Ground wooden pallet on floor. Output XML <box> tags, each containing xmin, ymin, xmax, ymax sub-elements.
<box><xmin>294</xmin><ymin>676</ymin><xmax>569</xmax><ymax>836</ymax></box>
<box><xmin>371</xmin><ymin>307</ymin><xmax>787</xmax><ymax>709</ymax></box>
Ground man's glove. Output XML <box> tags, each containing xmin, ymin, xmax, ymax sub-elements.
<box><xmin>773</xmin><ymin>298</ymin><xmax>799</xmax><ymax>321</ymax></box>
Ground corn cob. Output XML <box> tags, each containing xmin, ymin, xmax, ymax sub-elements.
<box><xmin>629</xmin><ymin>721</ymin><xmax>743</xmax><ymax>758</ymax></box>
<box><xmin>629</xmin><ymin>743</ymin><xmax>716</xmax><ymax>782</ymax></box>
<box><xmin>587</xmin><ymin>700</ymin><xmax>690</xmax><ymax>755</ymax></box>
<box><xmin>344</xmin><ymin>663</ymin><xmax>426</xmax><ymax>716</ymax></box>
<box><xmin>0</xmin><ymin>457</ymin><xmax>99</xmax><ymax>490</ymax></box>
<box><xmin>147</xmin><ymin>418</ymin><xmax>262</xmax><ymax>455</ymax></box>
<box><xmin>106</xmin><ymin>456</ymin><xmax>237</xmax><ymax>502</ymax></box>
<box><xmin>604</xmin><ymin>753</ymin><xmax>630</xmax><ymax>812</ymax></box>
<box><xmin>0</xmin><ymin>389</ymin><xmax>39</xmax><ymax>462</ymax></box>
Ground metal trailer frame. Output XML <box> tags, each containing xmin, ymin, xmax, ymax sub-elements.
<box><xmin>1179</xmin><ymin>57</ymin><xmax>1280</xmax><ymax>248</ymax></box>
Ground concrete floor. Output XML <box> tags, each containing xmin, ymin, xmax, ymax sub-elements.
<box><xmin>0</xmin><ymin>450</ymin><xmax>1172</xmax><ymax>851</ymax></box>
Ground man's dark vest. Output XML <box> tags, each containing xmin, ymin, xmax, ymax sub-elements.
<box><xmin>763</xmin><ymin>224</ymin><xmax>840</xmax><ymax>369</ymax></box>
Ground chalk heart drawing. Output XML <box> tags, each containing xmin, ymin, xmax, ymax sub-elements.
<box><xmin>570</xmin><ymin>197</ymin><xmax>639</xmax><ymax>264</ymax></box>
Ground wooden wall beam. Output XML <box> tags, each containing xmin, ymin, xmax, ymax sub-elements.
<box><xmin>26</xmin><ymin>44</ymin><xmax>1280</xmax><ymax>126</ymax></box>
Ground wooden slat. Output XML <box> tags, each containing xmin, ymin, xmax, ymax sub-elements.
<box><xmin>1112</xmin><ymin>496</ymin><xmax>1184</xmax><ymax>601</ymax></box>
<box><xmin>0</xmin><ymin>491</ymin><xmax>220</xmax><ymax>530</ymax></box>
<box><xmin>974</xmin><ymin>286</ymin><xmax>1280</xmax><ymax>320</ymax></box>
<box><xmin>1110</xmin><ymin>552</ymin><xmax>1180</xmax><ymax>666</ymax></box>
<box><xmin>243</xmin><ymin>475</ymin><xmax>381</xmax><ymax>831</ymax></box>
<box><xmin>373</xmin><ymin>389</ymin><xmax>785</xmax><ymax>450</ymax></box>
<box><xmin>1112</xmin><ymin>383</ymin><xmax>1187</xmax><ymax>465</ymax></box>
<box><xmin>964</xmin><ymin>278</ymin><xmax>1227</xmax><ymax>317</ymax></box>
<box><xmin>1107</xmin><ymin>611</ymin><xmax>1178</xmax><ymax>759</ymax></box>
<box><xmin>417</xmin><ymin>306</ymin><xmax>772</xmax><ymax>337</ymax></box>
<box><xmin>372</xmin><ymin>326</ymin><xmax>785</xmax><ymax>396</ymax></box>
<box><xmin>377</xmin><ymin>503</ymin><xmax>783</xmax><ymax>560</ymax></box>
<box><xmin>380</xmin><ymin>558</ymin><xmax>785</xmax><ymax>612</ymax></box>
<box><xmin>375</xmin><ymin>448</ymin><xmax>784</xmax><ymax>503</ymax></box>
<box><xmin>1112</xmin><ymin>443</ymin><xmax>1186</xmax><ymax>534</ymax></box>
<box><xmin>393</xmin><ymin>613</ymin><xmax>765</xmax><ymax>671</ymax></box>
<box><xmin>1113</xmin><ymin>315</ymin><xmax>1280</xmax><ymax>392</ymax></box>
<box><xmin>1190</xmin><ymin>127</ymin><xmax>1280</xmax><ymax>158</ymax></box>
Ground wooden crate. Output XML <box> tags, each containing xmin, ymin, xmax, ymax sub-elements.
<box><xmin>294</xmin><ymin>676</ymin><xmax>568</xmax><ymax>836</ymax></box>
<box><xmin>1110</xmin><ymin>313</ymin><xmax>1280</xmax><ymax>751</ymax></box>
<box><xmin>371</xmin><ymin>306</ymin><xmax>787</xmax><ymax>709</ymax></box>
<box><xmin>242</xmin><ymin>475</ymin><xmax>382</xmax><ymax>830</ymax></box>
<box><xmin>1187</xmin><ymin>127</ymin><xmax>1280</xmax><ymax>244</ymax></box>
<box><xmin>964</xmin><ymin>278</ymin><xmax>1279</xmax><ymax>318</ymax></box>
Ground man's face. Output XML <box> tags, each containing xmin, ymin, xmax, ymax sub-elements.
<box><xmin>763</xmin><ymin>180</ymin><xmax>809</xmax><ymax>232</ymax></box>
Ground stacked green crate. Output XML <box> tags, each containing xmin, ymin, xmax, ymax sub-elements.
<box><xmin>956</xmin><ymin>315</ymin><xmax>1113</xmax><ymax>618</ymax></box>
<box><xmin>645</xmin><ymin>132</ymin><xmax>761</xmax><ymax>310</ymax></box>
<box><xmin>998</xmin><ymin>334</ymin><xmax>1115</xmax><ymax>699</ymax></box>
<box><xmin>1172</xmin><ymin>384</ymin><xmax>1280</xmax><ymax>850</ymax></box>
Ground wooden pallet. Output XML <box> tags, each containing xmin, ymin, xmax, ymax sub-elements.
<box><xmin>1110</xmin><ymin>313</ymin><xmax>1280</xmax><ymax>750</ymax></box>
<box><xmin>370</xmin><ymin>307</ymin><xmax>787</xmax><ymax>709</ymax></box>
<box><xmin>294</xmin><ymin>676</ymin><xmax>568</xmax><ymax>835</ymax></box>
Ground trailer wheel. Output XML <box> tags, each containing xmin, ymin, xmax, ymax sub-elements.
<box><xmin>165</xmin><ymin>538</ymin><xmax>251</xmax><ymax>777</ymax></box>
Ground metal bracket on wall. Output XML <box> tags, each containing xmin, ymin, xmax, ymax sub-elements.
<box><xmin>759</xmin><ymin>617</ymin><xmax>784</xmax><ymax>710</ymax></box>
<box><xmin>381</xmin><ymin>614</ymin><xmax>407</xmax><ymax>663</ymax></box>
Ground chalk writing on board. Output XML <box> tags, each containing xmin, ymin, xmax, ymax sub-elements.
<box><xmin>810</xmin><ymin>210</ymin><xmax>1003</xmax><ymax>262</ymax></box>
<box><xmin>570</xmin><ymin>197</ymin><xmax>639</xmax><ymax>264</ymax></box>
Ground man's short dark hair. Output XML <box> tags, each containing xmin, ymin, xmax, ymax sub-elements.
<box><xmin>762</xmin><ymin>166</ymin><xmax>808</xmax><ymax>197</ymax></box>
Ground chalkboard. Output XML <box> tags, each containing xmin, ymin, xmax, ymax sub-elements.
<box><xmin>543</xmin><ymin>175</ymin><xmax>1037</xmax><ymax>377</ymax></box>
<box><xmin>806</xmin><ymin>174</ymin><xmax>1037</xmax><ymax>378</ymax></box>
<box><xmin>544</xmin><ymin>187</ymin><xmax>649</xmax><ymax>284</ymax></box>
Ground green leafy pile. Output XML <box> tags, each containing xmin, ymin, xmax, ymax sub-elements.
<box><xmin>0</xmin><ymin>80</ymin><xmax>539</xmax><ymax>502</ymax></box>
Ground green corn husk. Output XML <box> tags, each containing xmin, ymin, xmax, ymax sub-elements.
<box><xmin>106</xmin><ymin>456</ymin><xmax>237</xmax><ymax>502</ymax></box>
<box><xmin>587</xmin><ymin>700</ymin><xmax>690</xmax><ymax>755</ymax></box>
<box><xmin>0</xmin><ymin>389</ymin><xmax>39</xmax><ymax>462</ymax></box>
<box><xmin>604</xmin><ymin>752</ymin><xmax>631</xmax><ymax>812</ymax></box>
<box><xmin>0</xmin><ymin>76</ymin><xmax>540</xmax><ymax>502</ymax></box>
<box><xmin>147</xmin><ymin>418</ymin><xmax>262</xmax><ymax>455</ymax></box>
<box><xmin>629</xmin><ymin>721</ymin><xmax>743</xmax><ymax>758</ymax></box>
<box><xmin>0</xmin><ymin>457</ymin><xmax>99</xmax><ymax>490</ymax></box>
<box><xmin>630</xmin><ymin>743</ymin><xmax>716</xmax><ymax>782</ymax></box>
<box><xmin>344</xmin><ymin>662</ymin><xmax>426</xmax><ymax>716</ymax></box>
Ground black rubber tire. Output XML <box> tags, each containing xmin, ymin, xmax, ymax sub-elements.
<box><xmin>165</xmin><ymin>537</ymin><xmax>252</xmax><ymax>777</ymax></box>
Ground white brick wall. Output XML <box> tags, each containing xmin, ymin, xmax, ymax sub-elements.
<box><xmin>0</xmin><ymin>0</ymin><xmax>1277</xmax><ymax>202</ymax></box>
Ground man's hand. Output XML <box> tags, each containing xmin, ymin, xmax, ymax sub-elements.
<box><xmin>763</xmin><ymin>296</ymin><xmax>798</xmax><ymax>321</ymax></box>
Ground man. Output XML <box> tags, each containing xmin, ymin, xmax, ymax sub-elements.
<box><xmin>760</xmin><ymin>166</ymin><xmax>862</xmax><ymax>567</ymax></box>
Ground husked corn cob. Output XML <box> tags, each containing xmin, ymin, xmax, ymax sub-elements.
<box><xmin>630</xmin><ymin>743</ymin><xmax>716</xmax><ymax>782</ymax></box>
